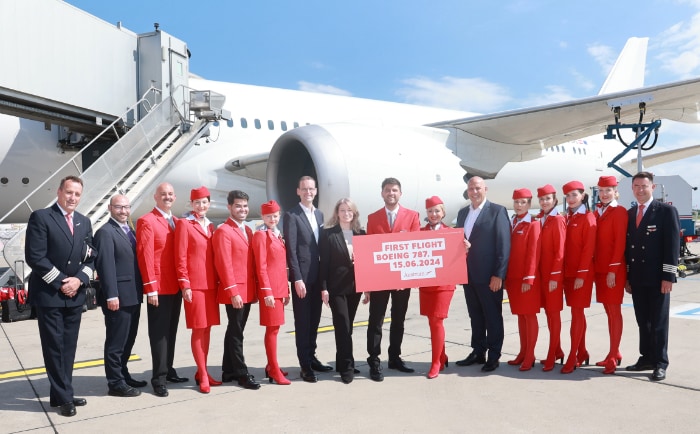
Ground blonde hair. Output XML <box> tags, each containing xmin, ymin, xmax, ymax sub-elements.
<box><xmin>327</xmin><ymin>198</ymin><xmax>361</xmax><ymax>232</ymax></box>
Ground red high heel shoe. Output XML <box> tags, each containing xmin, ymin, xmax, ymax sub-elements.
<box><xmin>195</xmin><ymin>373</ymin><xmax>222</xmax><ymax>387</ymax></box>
<box><xmin>427</xmin><ymin>363</ymin><xmax>440</xmax><ymax>379</ymax></box>
<box><xmin>602</xmin><ymin>357</ymin><xmax>618</xmax><ymax>375</ymax></box>
<box><xmin>507</xmin><ymin>354</ymin><xmax>524</xmax><ymax>366</ymax></box>
<box><xmin>540</xmin><ymin>349</ymin><xmax>564</xmax><ymax>365</ymax></box>
<box><xmin>439</xmin><ymin>353</ymin><xmax>449</xmax><ymax>371</ymax></box>
<box><xmin>596</xmin><ymin>352</ymin><xmax>622</xmax><ymax>367</ymax></box>
<box><xmin>576</xmin><ymin>351</ymin><xmax>590</xmax><ymax>367</ymax></box>
<box><xmin>265</xmin><ymin>367</ymin><xmax>291</xmax><ymax>385</ymax></box>
<box><xmin>561</xmin><ymin>356</ymin><xmax>577</xmax><ymax>374</ymax></box>
<box><xmin>519</xmin><ymin>357</ymin><xmax>536</xmax><ymax>372</ymax></box>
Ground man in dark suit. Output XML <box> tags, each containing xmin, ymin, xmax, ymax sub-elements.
<box><xmin>25</xmin><ymin>176</ymin><xmax>95</xmax><ymax>417</ymax></box>
<box><xmin>455</xmin><ymin>176</ymin><xmax>511</xmax><ymax>372</ymax></box>
<box><xmin>136</xmin><ymin>182</ymin><xmax>188</xmax><ymax>398</ymax></box>
<box><xmin>94</xmin><ymin>195</ymin><xmax>144</xmax><ymax>397</ymax></box>
<box><xmin>284</xmin><ymin>175</ymin><xmax>332</xmax><ymax>382</ymax></box>
<box><xmin>365</xmin><ymin>177</ymin><xmax>421</xmax><ymax>381</ymax></box>
<box><xmin>624</xmin><ymin>171</ymin><xmax>680</xmax><ymax>382</ymax></box>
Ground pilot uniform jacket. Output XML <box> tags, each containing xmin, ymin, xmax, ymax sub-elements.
<box><xmin>505</xmin><ymin>214</ymin><xmax>541</xmax><ymax>315</ymax></box>
<box><xmin>253</xmin><ymin>228</ymin><xmax>288</xmax><ymax>299</ymax></box>
<box><xmin>136</xmin><ymin>208</ymin><xmax>179</xmax><ymax>296</ymax></box>
<box><xmin>94</xmin><ymin>219</ymin><xmax>143</xmax><ymax>306</ymax></box>
<box><xmin>537</xmin><ymin>210</ymin><xmax>566</xmax><ymax>311</ymax></box>
<box><xmin>563</xmin><ymin>208</ymin><xmax>596</xmax><ymax>308</ymax></box>
<box><xmin>594</xmin><ymin>203</ymin><xmax>628</xmax><ymax>304</ymax></box>
<box><xmin>366</xmin><ymin>206</ymin><xmax>420</xmax><ymax>235</ymax></box>
<box><xmin>625</xmin><ymin>200</ymin><xmax>679</xmax><ymax>286</ymax></box>
<box><xmin>284</xmin><ymin>204</ymin><xmax>323</xmax><ymax>285</ymax></box>
<box><xmin>319</xmin><ymin>225</ymin><xmax>365</xmax><ymax>296</ymax></box>
<box><xmin>213</xmin><ymin>219</ymin><xmax>256</xmax><ymax>304</ymax></box>
<box><xmin>25</xmin><ymin>203</ymin><xmax>94</xmax><ymax>307</ymax></box>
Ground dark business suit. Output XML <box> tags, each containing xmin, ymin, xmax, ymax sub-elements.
<box><xmin>94</xmin><ymin>219</ymin><xmax>143</xmax><ymax>389</ymax></box>
<box><xmin>625</xmin><ymin>200</ymin><xmax>679</xmax><ymax>370</ymax></box>
<box><xmin>284</xmin><ymin>203</ymin><xmax>324</xmax><ymax>369</ymax></box>
<box><xmin>319</xmin><ymin>225</ymin><xmax>365</xmax><ymax>374</ymax></box>
<box><xmin>25</xmin><ymin>203</ymin><xmax>94</xmax><ymax>407</ymax></box>
<box><xmin>455</xmin><ymin>200</ymin><xmax>510</xmax><ymax>361</ymax></box>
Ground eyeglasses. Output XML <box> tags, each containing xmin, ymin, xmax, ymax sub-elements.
<box><xmin>111</xmin><ymin>205</ymin><xmax>131</xmax><ymax>211</ymax></box>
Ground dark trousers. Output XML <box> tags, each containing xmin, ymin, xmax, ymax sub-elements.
<box><xmin>102</xmin><ymin>304</ymin><xmax>140</xmax><ymax>388</ymax></box>
<box><xmin>367</xmin><ymin>288</ymin><xmax>411</xmax><ymax>361</ymax></box>
<box><xmin>291</xmin><ymin>281</ymin><xmax>323</xmax><ymax>368</ymax></box>
<box><xmin>329</xmin><ymin>292</ymin><xmax>362</xmax><ymax>373</ymax></box>
<box><xmin>222</xmin><ymin>303</ymin><xmax>251</xmax><ymax>377</ymax></box>
<box><xmin>147</xmin><ymin>292</ymin><xmax>183</xmax><ymax>386</ymax></box>
<box><xmin>631</xmin><ymin>283</ymin><xmax>670</xmax><ymax>369</ymax></box>
<box><xmin>463</xmin><ymin>282</ymin><xmax>504</xmax><ymax>361</ymax></box>
<box><xmin>36</xmin><ymin>305</ymin><xmax>83</xmax><ymax>406</ymax></box>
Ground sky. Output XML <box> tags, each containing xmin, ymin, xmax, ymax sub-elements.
<box><xmin>65</xmin><ymin>0</ymin><xmax>700</xmax><ymax>207</ymax></box>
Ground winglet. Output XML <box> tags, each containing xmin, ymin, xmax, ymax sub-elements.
<box><xmin>598</xmin><ymin>37</ymin><xmax>648</xmax><ymax>95</ymax></box>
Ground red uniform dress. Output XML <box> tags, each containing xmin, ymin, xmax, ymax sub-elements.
<box><xmin>563</xmin><ymin>207</ymin><xmax>596</xmax><ymax>307</ymax></box>
<box><xmin>594</xmin><ymin>203</ymin><xmax>628</xmax><ymax>304</ymax></box>
<box><xmin>418</xmin><ymin>222</ymin><xmax>456</xmax><ymax>319</ymax></box>
<box><xmin>175</xmin><ymin>215</ymin><xmax>220</xmax><ymax>329</ymax></box>
<box><xmin>213</xmin><ymin>219</ymin><xmax>256</xmax><ymax>305</ymax></box>
<box><xmin>252</xmin><ymin>227</ymin><xmax>288</xmax><ymax>326</ymax></box>
<box><xmin>538</xmin><ymin>210</ymin><xmax>566</xmax><ymax>311</ymax></box>
<box><xmin>505</xmin><ymin>214</ymin><xmax>541</xmax><ymax>315</ymax></box>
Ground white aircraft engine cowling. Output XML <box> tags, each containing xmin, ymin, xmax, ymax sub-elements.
<box><xmin>266</xmin><ymin>123</ymin><xmax>467</xmax><ymax>223</ymax></box>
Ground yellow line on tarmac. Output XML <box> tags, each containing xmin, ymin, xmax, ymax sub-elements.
<box><xmin>0</xmin><ymin>354</ymin><xmax>141</xmax><ymax>381</ymax></box>
<box><xmin>288</xmin><ymin>317</ymin><xmax>391</xmax><ymax>335</ymax></box>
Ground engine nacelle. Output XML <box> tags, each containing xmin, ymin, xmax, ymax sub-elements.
<box><xmin>267</xmin><ymin>122</ymin><xmax>468</xmax><ymax>225</ymax></box>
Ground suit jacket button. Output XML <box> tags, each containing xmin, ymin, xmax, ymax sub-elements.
<box><xmin>68</xmin><ymin>260</ymin><xmax>71</xmax><ymax>264</ymax></box>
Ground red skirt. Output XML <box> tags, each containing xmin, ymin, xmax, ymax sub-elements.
<box><xmin>259</xmin><ymin>298</ymin><xmax>285</xmax><ymax>326</ymax></box>
<box><xmin>183</xmin><ymin>288</ymin><xmax>220</xmax><ymax>329</ymax></box>
<box><xmin>506</xmin><ymin>279</ymin><xmax>540</xmax><ymax>315</ymax></box>
<box><xmin>563</xmin><ymin>274</ymin><xmax>594</xmax><ymax>308</ymax></box>
<box><xmin>419</xmin><ymin>287</ymin><xmax>454</xmax><ymax>319</ymax></box>
<box><xmin>594</xmin><ymin>271</ymin><xmax>625</xmax><ymax>304</ymax></box>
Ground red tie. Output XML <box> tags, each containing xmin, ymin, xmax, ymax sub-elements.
<box><xmin>65</xmin><ymin>214</ymin><xmax>74</xmax><ymax>235</ymax></box>
<box><xmin>635</xmin><ymin>204</ymin><xmax>645</xmax><ymax>228</ymax></box>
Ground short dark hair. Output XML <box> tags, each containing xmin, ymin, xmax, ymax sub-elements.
<box><xmin>632</xmin><ymin>171</ymin><xmax>654</xmax><ymax>183</ymax></box>
<box><xmin>59</xmin><ymin>175</ymin><xmax>83</xmax><ymax>190</ymax></box>
<box><xmin>227</xmin><ymin>190</ymin><xmax>249</xmax><ymax>205</ymax></box>
<box><xmin>381</xmin><ymin>177</ymin><xmax>401</xmax><ymax>191</ymax></box>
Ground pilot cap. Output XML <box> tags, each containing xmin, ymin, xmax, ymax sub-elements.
<box><xmin>190</xmin><ymin>186</ymin><xmax>210</xmax><ymax>201</ymax></box>
<box><xmin>597</xmin><ymin>176</ymin><xmax>618</xmax><ymax>187</ymax></box>
<box><xmin>562</xmin><ymin>180</ymin><xmax>585</xmax><ymax>195</ymax></box>
<box><xmin>425</xmin><ymin>196</ymin><xmax>443</xmax><ymax>209</ymax></box>
<box><xmin>537</xmin><ymin>184</ymin><xmax>556</xmax><ymax>197</ymax></box>
<box><xmin>512</xmin><ymin>188</ymin><xmax>532</xmax><ymax>200</ymax></box>
<box><xmin>261</xmin><ymin>200</ymin><xmax>280</xmax><ymax>215</ymax></box>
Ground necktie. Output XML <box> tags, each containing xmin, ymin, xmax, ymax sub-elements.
<box><xmin>636</xmin><ymin>204</ymin><xmax>645</xmax><ymax>228</ymax></box>
<box><xmin>167</xmin><ymin>215</ymin><xmax>175</xmax><ymax>231</ymax></box>
<box><xmin>65</xmin><ymin>214</ymin><xmax>73</xmax><ymax>235</ymax></box>
<box><xmin>123</xmin><ymin>225</ymin><xmax>136</xmax><ymax>248</ymax></box>
<box><xmin>240</xmin><ymin>225</ymin><xmax>248</xmax><ymax>241</ymax></box>
<box><xmin>388</xmin><ymin>212</ymin><xmax>395</xmax><ymax>230</ymax></box>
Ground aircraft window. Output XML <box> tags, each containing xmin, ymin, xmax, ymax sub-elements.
<box><xmin>556</xmin><ymin>146</ymin><xmax>560</xmax><ymax>152</ymax></box>
<box><xmin>583</xmin><ymin>149</ymin><xmax>586</xmax><ymax>155</ymax></box>
<box><xmin>254</xmin><ymin>119</ymin><xmax>261</xmax><ymax>129</ymax></box>
<box><xmin>268</xmin><ymin>120</ymin><xmax>274</xmax><ymax>130</ymax></box>
<box><xmin>293</xmin><ymin>122</ymin><xmax>299</xmax><ymax>128</ymax></box>
<box><xmin>562</xmin><ymin>147</ymin><xmax>566</xmax><ymax>153</ymax></box>
<box><xmin>281</xmin><ymin>121</ymin><xmax>287</xmax><ymax>131</ymax></box>
<box><xmin>240</xmin><ymin>118</ymin><xmax>248</xmax><ymax>128</ymax></box>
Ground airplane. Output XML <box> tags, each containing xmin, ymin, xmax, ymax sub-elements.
<box><xmin>1</xmin><ymin>36</ymin><xmax>700</xmax><ymax>230</ymax></box>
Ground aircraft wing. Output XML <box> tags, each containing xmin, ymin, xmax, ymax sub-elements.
<box><xmin>623</xmin><ymin>144</ymin><xmax>700</xmax><ymax>171</ymax></box>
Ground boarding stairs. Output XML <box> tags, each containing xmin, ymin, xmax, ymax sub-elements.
<box><xmin>0</xmin><ymin>88</ymin><xmax>217</xmax><ymax>284</ymax></box>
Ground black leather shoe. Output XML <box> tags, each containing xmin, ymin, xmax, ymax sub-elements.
<box><xmin>310</xmin><ymin>357</ymin><xmax>333</xmax><ymax>372</ymax></box>
<box><xmin>153</xmin><ymin>385</ymin><xmax>169</xmax><ymax>397</ymax></box>
<box><xmin>340</xmin><ymin>372</ymin><xmax>354</xmax><ymax>384</ymax></box>
<box><xmin>108</xmin><ymin>384</ymin><xmax>141</xmax><ymax>397</ymax></box>
<box><xmin>353</xmin><ymin>368</ymin><xmax>361</xmax><ymax>374</ymax></box>
<box><xmin>300</xmin><ymin>368</ymin><xmax>318</xmax><ymax>383</ymax></box>
<box><xmin>125</xmin><ymin>378</ymin><xmax>148</xmax><ymax>388</ymax></box>
<box><xmin>650</xmin><ymin>368</ymin><xmax>666</xmax><ymax>381</ymax></box>
<box><xmin>59</xmin><ymin>402</ymin><xmax>76</xmax><ymax>417</ymax></box>
<box><xmin>238</xmin><ymin>374</ymin><xmax>261</xmax><ymax>390</ymax></box>
<box><xmin>51</xmin><ymin>398</ymin><xmax>86</xmax><ymax>408</ymax></box>
<box><xmin>625</xmin><ymin>358</ymin><xmax>655</xmax><ymax>372</ymax></box>
<box><xmin>456</xmin><ymin>352</ymin><xmax>486</xmax><ymax>366</ymax></box>
<box><xmin>369</xmin><ymin>365</ymin><xmax>384</xmax><ymax>382</ymax></box>
<box><xmin>481</xmin><ymin>359</ymin><xmax>500</xmax><ymax>372</ymax></box>
<box><xmin>166</xmin><ymin>374</ymin><xmax>189</xmax><ymax>383</ymax></box>
<box><xmin>388</xmin><ymin>358</ymin><xmax>415</xmax><ymax>373</ymax></box>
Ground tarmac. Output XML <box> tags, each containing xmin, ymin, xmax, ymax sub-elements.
<box><xmin>2</xmin><ymin>246</ymin><xmax>700</xmax><ymax>433</ymax></box>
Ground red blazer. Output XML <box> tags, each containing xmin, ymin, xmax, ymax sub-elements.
<box><xmin>538</xmin><ymin>211</ymin><xmax>566</xmax><ymax>286</ymax></box>
<box><xmin>594</xmin><ymin>204</ymin><xmax>628</xmax><ymax>276</ymax></box>
<box><xmin>506</xmin><ymin>215</ymin><xmax>541</xmax><ymax>287</ymax></box>
<box><xmin>419</xmin><ymin>222</ymin><xmax>457</xmax><ymax>292</ymax></box>
<box><xmin>136</xmin><ymin>208</ymin><xmax>179</xmax><ymax>295</ymax></box>
<box><xmin>175</xmin><ymin>216</ymin><xmax>217</xmax><ymax>290</ymax></box>
<box><xmin>252</xmin><ymin>228</ymin><xmax>288</xmax><ymax>299</ymax></box>
<box><xmin>213</xmin><ymin>219</ymin><xmax>256</xmax><ymax>304</ymax></box>
<box><xmin>564</xmin><ymin>210</ymin><xmax>596</xmax><ymax>279</ymax></box>
<box><xmin>366</xmin><ymin>205</ymin><xmax>420</xmax><ymax>235</ymax></box>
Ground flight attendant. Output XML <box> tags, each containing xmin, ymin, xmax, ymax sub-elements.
<box><xmin>536</xmin><ymin>184</ymin><xmax>566</xmax><ymax>372</ymax></box>
<box><xmin>505</xmin><ymin>189</ymin><xmax>541</xmax><ymax>372</ymax></box>
<box><xmin>593</xmin><ymin>176</ymin><xmax>628</xmax><ymax>374</ymax></box>
<box><xmin>253</xmin><ymin>200</ymin><xmax>291</xmax><ymax>385</ymax></box>
<box><xmin>175</xmin><ymin>186</ymin><xmax>221</xmax><ymax>393</ymax></box>
<box><xmin>419</xmin><ymin>196</ymin><xmax>461</xmax><ymax>379</ymax></box>
<box><xmin>561</xmin><ymin>181</ymin><xmax>596</xmax><ymax>374</ymax></box>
